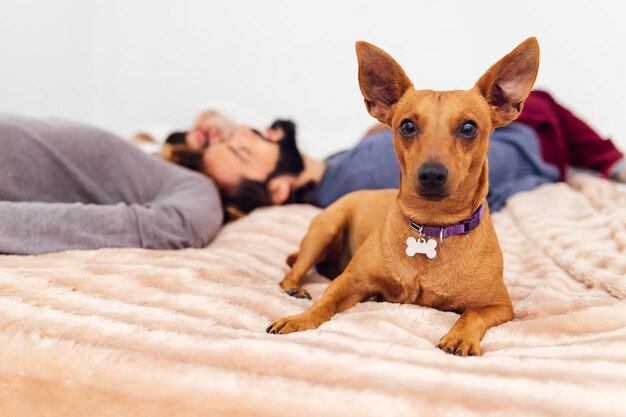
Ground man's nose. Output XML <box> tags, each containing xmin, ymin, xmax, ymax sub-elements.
<box><xmin>418</xmin><ymin>163</ymin><xmax>448</xmax><ymax>189</ymax></box>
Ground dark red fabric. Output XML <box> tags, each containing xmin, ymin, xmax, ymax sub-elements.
<box><xmin>516</xmin><ymin>90</ymin><xmax>623</xmax><ymax>179</ymax></box>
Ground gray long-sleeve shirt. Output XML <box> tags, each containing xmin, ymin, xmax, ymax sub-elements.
<box><xmin>0</xmin><ymin>116</ymin><xmax>223</xmax><ymax>255</ymax></box>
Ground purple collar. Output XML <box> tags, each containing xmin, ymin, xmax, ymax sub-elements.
<box><xmin>404</xmin><ymin>203</ymin><xmax>485</xmax><ymax>240</ymax></box>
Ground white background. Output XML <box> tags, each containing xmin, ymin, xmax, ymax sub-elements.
<box><xmin>1</xmin><ymin>0</ymin><xmax>625</xmax><ymax>159</ymax></box>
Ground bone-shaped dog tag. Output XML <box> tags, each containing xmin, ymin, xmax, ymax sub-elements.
<box><xmin>406</xmin><ymin>236</ymin><xmax>438</xmax><ymax>259</ymax></box>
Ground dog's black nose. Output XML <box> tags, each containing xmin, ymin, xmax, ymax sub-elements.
<box><xmin>418</xmin><ymin>163</ymin><xmax>448</xmax><ymax>189</ymax></box>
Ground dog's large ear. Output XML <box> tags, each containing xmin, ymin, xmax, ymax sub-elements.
<box><xmin>475</xmin><ymin>37</ymin><xmax>540</xmax><ymax>127</ymax></box>
<box><xmin>356</xmin><ymin>41</ymin><xmax>413</xmax><ymax>124</ymax></box>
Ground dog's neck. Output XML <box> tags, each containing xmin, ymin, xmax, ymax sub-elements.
<box><xmin>404</xmin><ymin>203</ymin><xmax>485</xmax><ymax>238</ymax></box>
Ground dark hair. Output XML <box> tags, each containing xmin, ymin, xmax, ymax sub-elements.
<box><xmin>267</xmin><ymin>119</ymin><xmax>304</xmax><ymax>175</ymax></box>
<box><xmin>221</xmin><ymin>179</ymin><xmax>317</xmax><ymax>222</ymax></box>
<box><xmin>165</xmin><ymin>131</ymin><xmax>188</xmax><ymax>145</ymax></box>
<box><xmin>162</xmin><ymin>144</ymin><xmax>205</xmax><ymax>172</ymax></box>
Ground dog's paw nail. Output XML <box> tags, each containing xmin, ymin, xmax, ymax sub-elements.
<box><xmin>445</xmin><ymin>347</ymin><xmax>453</xmax><ymax>354</ymax></box>
<box><xmin>286</xmin><ymin>288</ymin><xmax>297</xmax><ymax>296</ymax></box>
<box><xmin>454</xmin><ymin>349</ymin><xmax>463</xmax><ymax>356</ymax></box>
<box><xmin>468</xmin><ymin>352</ymin><xmax>477</xmax><ymax>357</ymax></box>
<box><xmin>265</xmin><ymin>325</ymin><xmax>273</xmax><ymax>333</ymax></box>
<box><xmin>296</xmin><ymin>291</ymin><xmax>312</xmax><ymax>300</ymax></box>
<box><xmin>435</xmin><ymin>344</ymin><xmax>442</xmax><ymax>350</ymax></box>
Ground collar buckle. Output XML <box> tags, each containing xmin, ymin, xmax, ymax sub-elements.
<box><xmin>408</xmin><ymin>220</ymin><xmax>424</xmax><ymax>237</ymax></box>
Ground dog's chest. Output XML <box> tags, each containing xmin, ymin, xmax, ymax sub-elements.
<box><xmin>387</xmin><ymin>237</ymin><xmax>479</xmax><ymax>310</ymax></box>
<box><xmin>401</xmin><ymin>262</ymin><xmax>465</xmax><ymax>309</ymax></box>
<box><xmin>375</xmin><ymin>208</ymin><xmax>502</xmax><ymax>311</ymax></box>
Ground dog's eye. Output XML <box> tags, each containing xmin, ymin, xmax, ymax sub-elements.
<box><xmin>399</xmin><ymin>119</ymin><xmax>417</xmax><ymax>137</ymax></box>
<box><xmin>459</xmin><ymin>121</ymin><xmax>478</xmax><ymax>139</ymax></box>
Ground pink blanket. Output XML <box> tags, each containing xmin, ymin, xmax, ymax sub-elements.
<box><xmin>0</xmin><ymin>173</ymin><xmax>625</xmax><ymax>416</ymax></box>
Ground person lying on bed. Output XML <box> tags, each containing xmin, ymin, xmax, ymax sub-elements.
<box><xmin>161</xmin><ymin>90</ymin><xmax>626</xmax><ymax>216</ymax></box>
<box><xmin>0</xmin><ymin>116</ymin><xmax>303</xmax><ymax>255</ymax></box>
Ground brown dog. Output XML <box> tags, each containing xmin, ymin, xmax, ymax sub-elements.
<box><xmin>266</xmin><ymin>38</ymin><xmax>540</xmax><ymax>356</ymax></box>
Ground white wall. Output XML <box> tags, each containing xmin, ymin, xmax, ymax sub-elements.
<box><xmin>0</xmin><ymin>1</ymin><xmax>94</xmax><ymax>122</ymax></box>
<box><xmin>1</xmin><ymin>0</ymin><xmax>625</xmax><ymax>159</ymax></box>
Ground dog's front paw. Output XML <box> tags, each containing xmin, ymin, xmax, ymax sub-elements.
<box><xmin>279</xmin><ymin>271</ymin><xmax>311</xmax><ymax>299</ymax></box>
<box><xmin>266</xmin><ymin>312</ymin><xmax>325</xmax><ymax>334</ymax></box>
<box><xmin>437</xmin><ymin>330</ymin><xmax>481</xmax><ymax>357</ymax></box>
<box><xmin>284</xmin><ymin>287</ymin><xmax>311</xmax><ymax>299</ymax></box>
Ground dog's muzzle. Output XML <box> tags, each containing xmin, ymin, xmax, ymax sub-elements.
<box><xmin>417</xmin><ymin>163</ymin><xmax>449</xmax><ymax>199</ymax></box>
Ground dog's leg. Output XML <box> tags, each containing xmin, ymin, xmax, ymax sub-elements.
<box><xmin>437</xmin><ymin>304</ymin><xmax>513</xmax><ymax>357</ymax></box>
<box><xmin>279</xmin><ymin>213</ymin><xmax>347</xmax><ymax>299</ymax></box>
<box><xmin>269</xmin><ymin>272</ymin><xmax>395</xmax><ymax>334</ymax></box>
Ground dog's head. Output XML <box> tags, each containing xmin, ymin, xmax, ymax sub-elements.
<box><xmin>356</xmin><ymin>38</ymin><xmax>539</xmax><ymax>222</ymax></box>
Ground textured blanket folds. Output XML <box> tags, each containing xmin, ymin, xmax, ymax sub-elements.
<box><xmin>0</xmin><ymin>173</ymin><xmax>625</xmax><ymax>417</ymax></box>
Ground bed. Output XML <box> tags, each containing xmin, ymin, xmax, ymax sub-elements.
<box><xmin>1</xmin><ymin>172</ymin><xmax>625</xmax><ymax>417</ymax></box>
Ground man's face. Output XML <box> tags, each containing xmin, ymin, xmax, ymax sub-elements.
<box><xmin>202</xmin><ymin>126</ymin><xmax>280</xmax><ymax>194</ymax></box>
